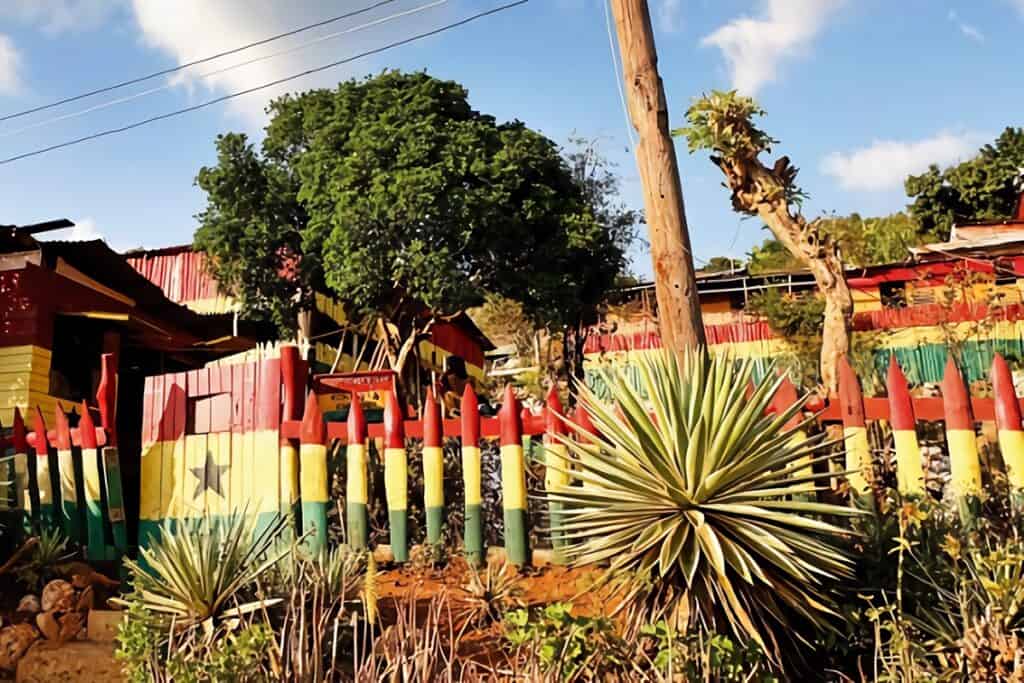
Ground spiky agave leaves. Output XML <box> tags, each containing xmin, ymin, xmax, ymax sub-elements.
<box><xmin>547</xmin><ymin>349</ymin><xmax>860</xmax><ymax>651</ymax></box>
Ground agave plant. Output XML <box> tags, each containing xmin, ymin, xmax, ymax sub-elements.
<box><xmin>455</xmin><ymin>557</ymin><xmax>525</xmax><ymax>628</ymax></box>
<box><xmin>114</xmin><ymin>513</ymin><xmax>288</xmax><ymax>631</ymax></box>
<box><xmin>548</xmin><ymin>349</ymin><xmax>859</xmax><ymax>651</ymax></box>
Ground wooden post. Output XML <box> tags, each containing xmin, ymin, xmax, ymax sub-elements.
<box><xmin>299</xmin><ymin>391</ymin><xmax>328</xmax><ymax>553</ymax></box>
<box><xmin>96</xmin><ymin>354</ymin><xmax>126</xmax><ymax>558</ymax></box>
<box><xmin>887</xmin><ymin>356</ymin><xmax>925</xmax><ymax>496</ymax></box>
<box><xmin>32</xmin><ymin>407</ymin><xmax>56</xmax><ymax>531</ymax></box>
<box><xmin>78</xmin><ymin>403</ymin><xmax>105</xmax><ymax>561</ymax></box>
<box><xmin>992</xmin><ymin>353</ymin><xmax>1024</xmax><ymax>494</ymax></box>
<box><xmin>943</xmin><ymin>356</ymin><xmax>982</xmax><ymax>516</ymax></box>
<box><xmin>280</xmin><ymin>345</ymin><xmax>303</xmax><ymax>540</ymax></box>
<box><xmin>461</xmin><ymin>385</ymin><xmax>484</xmax><ymax>566</ymax></box>
<box><xmin>422</xmin><ymin>387</ymin><xmax>445</xmax><ymax>546</ymax></box>
<box><xmin>770</xmin><ymin>374</ymin><xmax>814</xmax><ymax>498</ymax></box>
<box><xmin>499</xmin><ymin>384</ymin><xmax>529</xmax><ymax>565</ymax></box>
<box><xmin>838</xmin><ymin>356</ymin><xmax>872</xmax><ymax>498</ymax></box>
<box><xmin>11</xmin><ymin>408</ymin><xmax>31</xmax><ymax>534</ymax></box>
<box><xmin>609</xmin><ymin>0</ymin><xmax>705</xmax><ymax>352</ymax></box>
<box><xmin>544</xmin><ymin>387</ymin><xmax>570</xmax><ymax>563</ymax></box>
<box><xmin>54</xmin><ymin>404</ymin><xmax>82</xmax><ymax>542</ymax></box>
<box><xmin>383</xmin><ymin>390</ymin><xmax>408</xmax><ymax>563</ymax></box>
<box><xmin>346</xmin><ymin>396</ymin><xmax>369</xmax><ymax>550</ymax></box>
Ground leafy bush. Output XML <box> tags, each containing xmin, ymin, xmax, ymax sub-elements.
<box><xmin>13</xmin><ymin>528</ymin><xmax>73</xmax><ymax>589</ymax></box>
<box><xmin>640</xmin><ymin>621</ymin><xmax>778</xmax><ymax>682</ymax></box>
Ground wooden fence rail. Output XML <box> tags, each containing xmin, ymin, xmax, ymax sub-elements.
<box><xmin>0</xmin><ymin>353</ymin><xmax>126</xmax><ymax>564</ymax></box>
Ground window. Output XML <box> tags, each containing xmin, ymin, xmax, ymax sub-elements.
<box><xmin>49</xmin><ymin>315</ymin><xmax>104</xmax><ymax>401</ymax></box>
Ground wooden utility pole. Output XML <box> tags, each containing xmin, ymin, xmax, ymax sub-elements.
<box><xmin>610</xmin><ymin>0</ymin><xmax>705</xmax><ymax>351</ymax></box>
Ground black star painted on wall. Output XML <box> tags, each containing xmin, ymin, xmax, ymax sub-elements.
<box><xmin>190</xmin><ymin>451</ymin><xmax>229</xmax><ymax>500</ymax></box>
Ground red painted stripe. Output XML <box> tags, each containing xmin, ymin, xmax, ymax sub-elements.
<box><xmin>12</xmin><ymin>407</ymin><xmax>26</xmax><ymax>452</ymax></box>
<box><xmin>280</xmin><ymin>345</ymin><xmax>304</xmax><ymax>422</ymax></box>
<box><xmin>941</xmin><ymin>356</ymin><xmax>973</xmax><ymax>431</ymax></box>
<box><xmin>383</xmin><ymin>390</ymin><xmax>405</xmax><ymax>449</ymax></box>
<box><xmin>499</xmin><ymin>384</ymin><xmax>521</xmax><ymax>447</ymax></box>
<box><xmin>992</xmin><ymin>353</ymin><xmax>1022</xmax><ymax>433</ymax></box>
<box><xmin>423</xmin><ymin>388</ymin><xmax>442</xmax><ymax>448</ymax></box>
<box><xmin>299</xmin><ymin>391</ymin><xmax>326</xmax><ymax>445</ymax></box>
<box><xmin>32</xmin><ymin>407</ymin><xmax>48</xmax><ymax>456</ymax></box>
<box><xmin>838</xmin><ymin>355</ymin><xmax>866</xmax><ymax>429</ymax></box>
<box><xmin>53</xmin><ymin>405</ymin><xmax>71</xmax><ymax>451</ymax></box>
<box><xmin>242</xmin><ymin>362</ymin><xmax>256</xmax><ymax>433</ymax></box>
<box><xmin>461</xmin><ymin>385</ymin><xmax>480</xmax><ymax>445</ymax></box>
<box><xmin>79</xmin><ymin>401</ymin><xmax>98</xmax><ymax>450</ymax></box>
<box><xmin>574</xmin><ymin>404</ymin><xmax>599</xmax><ymax>444</ymax></box>
<box><xmin>545</xmin><ymin>387</ymin><xmax>566</xmax><ymax>438</ymax></box>
<box><xmin>231</xmin><ymin>363</ymin><xmax>245</xmax><ymax>435</ymax></box>
<box><xmin>347</xmin><ymin>396</ymin><xmax>367</xmax><ymax>444</ymax></box>
<box><xmin>256</xmin><ymin>357</ymin><xmax>281</xmax><ymax>431</ymax></box>
<box><xmin>768</xmin><ymin>374</ymin><xmax>802</xmax><ymax>430</ymax></box>
<box><xmin>886</xmin><ymin>356</ymin><xmax>916</xmax><ymax>431</ymax></box>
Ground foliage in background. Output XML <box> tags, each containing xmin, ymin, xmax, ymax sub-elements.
<box><xmin>548</xmin><ymin>349</ymin><xmax>857</xmax><ymax>658</ymax></box>
<box><xmin>907</xmin><ymin>127</ymin><xmax>1024</xmax><ymax>241</ymax></box>
<box><xmin>13</xmin><ymin>528</ymin><xmax>72</xmax><ymax>590</ymax></box>
<box><xmin>746</xmin><ymin>288</ymin><xmax>824</xmax><ymax>338</ymax></box>
<box><xmin>747</xmin><ymin>236</ymin><xmax>801</xmax><ymax>274</ymax></box>
<box><xmin>640</xmin><ymin>622</ymin><xmax>778</xmax><ymax>682</ymax></box>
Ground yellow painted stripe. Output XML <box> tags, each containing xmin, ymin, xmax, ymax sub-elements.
<box><xmin>280</xmin><ymin>443</ymin><xmax>299</xmax><ymax>507</ymax></box>
<box><xmin>214</xmin><ymin>431</ymin><xmax>232</xmax><ymax>517</ymax></box>
<box><xmin>36</xmin><ymin>457</ymin><xmax>52</xmax><ymax>506</ymax></box>
<box><xmin>1000</xmin><ymin>430</ymin><xmax>1024</xmax><ymax>490</ymax></box>
<box><xmin>500</xmin><ymin>444</ymin><xmax>527</xmax><ymax>510</ymax></box>
<box><xmin>423</xmin><ymin>446</ymin><xmax>444</xmax><ymax>508</ymax></box>
<box><xmin>14</xmin><ymin>452</ymin><xmax>29</xmax><ymax>511</ymax></box>
<box><xmin>544</xmin><ymin>444</ymin><xmax>570</xmax><ymax>490</ymax></box>
<box><xmin>843</xmin><ymin>427</ymin><xmax>872</xmax><ymax>495</ymax></box>
<box><xmin>81</xmin><ymin>448</ymin><xmax>101</xmax><ymax>504</ymax></box>
<box><xmin>57</xmin><ymin>450</ymin><xmax>76</xmax><ymax>504</ymax></box>
<box><xmin>947</xmin><ymin>429</ymin><xmax>982</xmax><ymax>497</ymax></box>
<box><xmin>384</xmin><ymin>447</ymin><xmax>407</xmax><ymax>510</ymax></box>
<box><xmin>254</xmin><ymin>430</ymin><xmax>280</xmax><ymax>515</ymax></box>
<box><xmin>462</xmin><ymin>446</ymin><xmax>481</xmax><ymax>506</ymax></box>
<box><xmin>893</xmin><ymin>430</ymin><xmax>924</xmax><ymax>496</ymax></box>
<box><xmin>300</xmin><ymin>443</ymin><xmax>329</xmax><ymax>504</ymax></box>
<box><xmin>183</xmin><ymin>434</ymin><xmax>206</xmax><ymax>518</ymax></box>
<box><xmin>140</xmin><ymin>441</ymin><xmax>162</xmax><ymax>521</ymax></box>
<box><xmin>346</xmin><ymin>444</ymin><xmax>367</xmax><ymax>505</ymax></box>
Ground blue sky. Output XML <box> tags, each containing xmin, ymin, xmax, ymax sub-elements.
<box><xmin>0</xmin><ymin>0</ymin><xmax>1020</xmax><ymax>279</ymax></box>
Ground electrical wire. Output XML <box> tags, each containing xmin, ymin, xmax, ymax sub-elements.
<box><xmin>0</xmin><ymin>0</ymin><xmax>448</xmax><ymax>139</ymax></box>
<box><xmin>0</xmin><ymin>0</ymin><xmax>399</xmax><ymax>123</ymax></box>
<box><xmin>603</xmin><ymin>0</ymin><xmax>635</xmax><ymax>150</ymax></box>
<box><xmin>0</xmin><ymin>1</ymin><xmax>529</xmax><ymax>166</ymax></box>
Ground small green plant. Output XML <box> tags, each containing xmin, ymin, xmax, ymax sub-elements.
<box><xmin>14</xmin><ymin>528</ymin><xmax>73</xmax><ymax>589</ymax></box>
<box><xmin>455</xmin><ymin>558</ymin><xmax>525</xmax><ymax>627</ymax></box>
<box><xmin>505</xmin><ymin>602</ymin><xmax>632</xmax><ymax>680</ymax></box>
<box><xmin>641</xmin><ymin>621</ymin><xmax>778</xmax><ymax>682</ymax></box>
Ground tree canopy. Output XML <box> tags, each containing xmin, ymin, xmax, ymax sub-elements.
<box><xmin>195</xmin><ymin>72</ymin><xmax>633</xmax><ymax>360</ymax></box>
<box><xmin>906</xmin><ymin>127</ymin><xmax>1024</xmax><ymax>240</ymax></box>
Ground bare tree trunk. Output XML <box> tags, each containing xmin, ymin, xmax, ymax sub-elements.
<box><xmin>757</xmin><ymin>197</ymin><xmax>853</xmax><ymax>395</ymax></box>
<box><xmin>610</xmin><ymin>0</ymin><xmax>706</xmax><ymax>353</ymax></box>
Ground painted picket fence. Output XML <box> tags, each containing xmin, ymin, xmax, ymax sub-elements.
<box><xmin>0</xmin><ymin>353</ymin><xmax>127</xmax><ymax>563</ymax></box>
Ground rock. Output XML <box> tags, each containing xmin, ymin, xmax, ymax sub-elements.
<box><xmin>16</xmin><ymin>641</ymin><xmax>124</xmax><ymax>682</ymax></box>
<box><xmin>33</xmin><ymin>614</ymin><xmax>58</xmax><ymax>643</ymax></box>
<box><xmin>0</xmin><ymin>625</ymin><xmax>39</xmax><ymax>673</ymax></box>
<box><xmin>57</xmin><ymin>613</ymin><xmax>84</xmax><ymax>643</ymax></box>
<box><xmin>15</xmin><ymin>597</ymin><xmax>40</xmax><ymax>615</ymax></box>
<box><xmin>86</xmin><ymin>611</ymin><xmax>124</xmax><ymax>643</ymax></box>
<box><xmin>74</xmin><ymin>587</ymin><xmax>94</xmax><ymax>613</ymax></box>
<box><xmin>40</xmin><ymin>580</ymin><xmax>74</xmax><ymax>613</ymax></box>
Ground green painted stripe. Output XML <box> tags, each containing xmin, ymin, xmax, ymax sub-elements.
<box><xmin>503</xmin><ymin>507</ymin><xmax>528</xmax><ymax>565</ymax></box>
<box><xmin>389</xmin><ymin>508</ymin><xmax>408</xmax><ymax>563</ymax></box>
<box><xmin>464</xmin><ymin>502</ymin><xmax>483</xmax><ymax>566</ymax></box>
<box><xmin>102</xmin><ymin>448</ymin><xmax>128</xmax><ymax>556</ymax></box>
<box><xmin>347</xmin><ymin>501</ymin><xmax>368</xmax><ymax>550</ymax></box>
<box><xmin>548</xmin><ymin>501</ymin><xmax>567</xmax><ymax>564</ymax></box>
<box><xmin>301</xmin><ymin>501</ymin><xmax>328</xmax><ymax>554</ymax></box>
<box><xmin>426</xmin><ymin>506</ymin><xmax>443</xmax><ymax>545</ymax></box>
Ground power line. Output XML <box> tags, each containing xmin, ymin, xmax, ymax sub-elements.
<box><xmin>0</xmin><ymin>0</ymin><xmax>399</xmax><ymax>123</ymax></box>
<box><xmin>1</xmin><ymin>0</ymin><xmax>448</xmax><ymax>139</ymax></box>
<box><xmin>603</xmin><ymin>0</ymin><xmax>634</xmax><ymax>150</ymax></box>
<box><xmin>0</xmin><ymin>1</ymin><xmax>529</xmax><ymax>167</ymax></box>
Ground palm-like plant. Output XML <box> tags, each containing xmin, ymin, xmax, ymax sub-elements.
<box><xmin>114</xmin><ymin>513</ymin><xmax>288</xmax><ymax>631</ymax></box>
<box><xmin>548</xmin><ymin>349</ymin><xmax>859</xmax><ymax>651</ymax></box>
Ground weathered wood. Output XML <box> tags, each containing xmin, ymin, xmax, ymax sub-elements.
<box><xmin>838</xmin><ymin>356</ymin><xmax>871</xmax><ymax>496</ymax></box>
<box><xmin>422</xmin><ymin>387</ymin><xmax>445</xmax><ymax>545</ymax></box>
<box><xmin>609</xmin><ymin>0</ymin><xmax>705</xmax><ymax>353</ymax></box>
<box><xmin>943</xmin><ymin>356</ymin><xmax>981</xmax><ymax>500</ymax></box>
<box><xmin>346</xmin><ymin>396</ymin><xmax>369</xmax><ymax>550</ymax></box>
<box><xmin>887</xmin><ymin>357</ymin><xmax>924</xmax><ymax>496</ymax></box>
<box><xmin>499</xmin><ymin>384</ymin><xmax>528</xmax><ymax>565</ymax></box>
<box><xmin>461</xmin><ymin>384</ymin><xmax>483</xmax><ymax>565</ymax></box>
<box><xmin>299</xmin><ymin>391</ymin><xmax>327</xmax><ymax>553</ymax></box>
<box><xmin>383</xmin><ymin>389</ymin><xmax>408</xmax><ymax>562</ymax></box>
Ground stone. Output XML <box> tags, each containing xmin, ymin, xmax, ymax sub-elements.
<box><xmin>15</xmin><ymin>597</ymin><xmax>40</xmax><ymax>615</ymax></box>
<box><xmin>0</xmin><ymin>625</ymin><xmax>39</xmax><ymax>673</ymax></box>
<box><xmin>57</xmin><ymin>613</ymin><xmax>84</xmax><ymax>643</ymax></box>
<box><xmin>34</xmin><ymin>614</ymin><xmax>58</xmax><ymax>643</ymax></box>
<box><xmin>86</xmin><ymin>611</ymin><xmax>124</xmax><ymax>643</ymax></box>
<box><xmin>74</xmin><ymin>587</ymin><xmax>94</xmax><ymax>613</ymax></box>
<box><xmin>40</xmin><ymin>580</ymin><xmax>74</xmax><ymax>613</ymax></box>
<box><xmin>16</xmin><ymin>641</ymin><xmax>124</xmax><ymax>682</ymax></box>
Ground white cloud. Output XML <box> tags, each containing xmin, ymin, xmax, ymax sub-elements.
<box><xmin>128</xmin><ymin>0</ymin><xmax>458</xmax><ymax>127</ymax></box>
<box><xmin>702</xmin><ymin>0</ymin><xmax>845</xmax><ymax>95</ymax></box>
<box><xmin>821</xmin><ymin>131</ymin><xmax>985</xmax><ymax>192</ymax></box>
<box><xmin>656</xmin><ymin>0</ymin><xmax>683</xmax><ymax>33</ymax></box>
<box><xmin>0</xmin><ymin>35</ymin><xmax>21</xmax><ymax>95</ymax></box>
<box><xmin>948</xmin><ymin>9</ymin><xmax>984</xmax><ymax>42</ymax></box>
<box><xmin>0</xmin><ymin>0</ymin><xmax>124</xmax><ymax>34</ymax></box>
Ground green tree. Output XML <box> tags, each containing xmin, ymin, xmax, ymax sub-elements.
<box><xmin>747</xmin><ymin>237</ymin><xmax>801</xmax><ymax>274</ymax></box>
<box><xmin>906</xmin><ymin>127</ymin><xmax>1024</xmax><ymax>240</ymax></box>
<box><xmin>820</xmin><ymin>212</ymin><xmax>922</xmax><ymax>266</ymax></box>
<box><xmin>195</xmin><ymin>72</ymin><xmax>631</xmax><ymax>387</ymax></box>
<box><xmin>699</xmin><ymin>256</ymin><xmax>742</xmax><ymax>273</ymax></box>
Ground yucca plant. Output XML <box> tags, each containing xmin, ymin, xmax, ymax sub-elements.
<box><xmin>455</xmin><ymin>557</ymin><xmax>525</xmax><ymax>628</ymax></box>
<box><xmin>114</xmin><ymin>513</ymin><xmax>288</xmax><ymax>632</ymax></box>
<box><xmin>547</xmin><ymin>349</ymin><xmax>860</xmax><ymax>653</ymax></box>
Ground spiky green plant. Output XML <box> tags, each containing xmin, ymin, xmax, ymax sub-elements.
<box><xmin>456</xmin><ymin>557</ymin><xmax>525</xmax><ymax>627</ymax></box>
<box><xmin>548</xmin><ymin>349</ymin><xmax>860</xmax><ymax>652</ymax></box>
<box><xmin>114</xmin><ymin>513</ymin><xmax>288</xmax><ymax>631</ymax></box>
